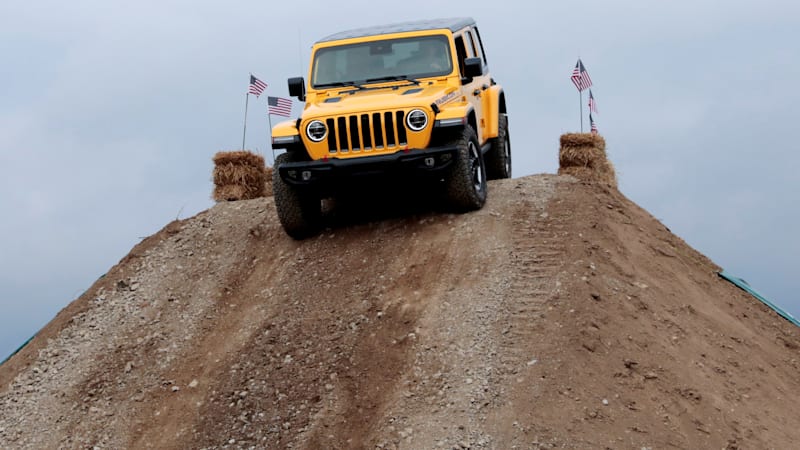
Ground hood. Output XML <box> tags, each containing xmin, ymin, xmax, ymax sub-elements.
<box><xmin>304</xmin><ymin>84</ymin><xmax>455</xmax><ymax>118</ymax></box>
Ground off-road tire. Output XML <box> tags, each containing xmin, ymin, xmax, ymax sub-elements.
<box><xmin>273</xmin><ymin>152</ymin><xmax>322</xmax><ymax>239</ymax></box>
<box><xmin>445</xmin><ymin>125</ymin><xmax>487</xmax><ymax>211</ymax></box>
<box><xmin>485</xmin><ymin>114</ymin><xmax>511</xmax><ymax>180</ymax></box>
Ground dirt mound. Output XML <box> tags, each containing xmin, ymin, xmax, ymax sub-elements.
<box><xmin>2</xmin><ymin>175</ymin><xmax>799</xmax><ymax>449</ymax></box>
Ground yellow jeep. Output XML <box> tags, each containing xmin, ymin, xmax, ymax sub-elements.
<box><xmin>271</xmin><ymin>17</ymin><xmax>510</xmax><ymax>238</ymax></box>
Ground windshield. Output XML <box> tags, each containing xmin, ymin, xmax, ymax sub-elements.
<box><xmin>311</xmin><ymin>35</ymin><xmax>452</xmax><ymax>88</ymax></box>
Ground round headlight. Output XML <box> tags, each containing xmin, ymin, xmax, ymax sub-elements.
<box><xmin>406</xmin><ymin>109</ymin><xmax>428</xmax><ymax>132</ymax></box>
<box><xmin>306</xmin><ymin>120</ymin><xmax>327</xmax><ymax>142</ymax></box>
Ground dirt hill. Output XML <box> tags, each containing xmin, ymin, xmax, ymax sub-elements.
<box><xmin>2</xmin><ymin>174</ymin><xmax>799</xmax><ymax>449</ymax></box>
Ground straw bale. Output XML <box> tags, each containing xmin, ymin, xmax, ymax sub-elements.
<box><xmin>213</xmin><ymin>164</ymin><xmax>266</xmax><ymax>186</ymax></box>
<box><xmin>559</xmin><ymin>146</ymin><xmax>606</xmax><ymax>168</ymax></box>
<box><xmin>213</xmin><ymin>185</ymin><xmax>247</xmax><ymax>202</ymax></box>
<box><xmin>559</xmin><ymin>133</ymin><xmax>606</xmax><ymax>152</ymax></box>
<box><xmin>212</xmin><ymin>178</ymin><xmax>266</xmax><ymax>201</ymax></box>
<box><xmin>595</xmin><ymin>158</ymin><xmax>618</xmax><ymax>187</ymax></box>
<box><xmin>558</xmin><ymin>166</ymin><xmax>595</xmax><ymax>181</ymax></box>
<box><xmin>211</xmin><ymin>150</ymin><xmax>269</xmax><ymax>202</ymax></box>
<box><xmin>557</xmin><ymin>133</ymin><xmax>617</xmax><ymax>188</ymax></box>
<box><xmin>212</xmin><ymin>150</ymin><xmax>266</xmax><ymax>168</ymax></box>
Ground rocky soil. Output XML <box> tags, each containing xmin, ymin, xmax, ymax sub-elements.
<box><xmin>1</xmin><ymin>174</ymin><xmax>799</xmax><ymax>449</ymax></box>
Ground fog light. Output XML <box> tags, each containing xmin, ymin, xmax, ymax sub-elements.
<box><xmin>301</xmin><ymin>171</ymin><xmax>312</xmax><ymax>181</ymax></box>
<box><xmin>424</xmin><ymin>157</ymin><xmax>435</xmax><ymax>167</ymax></box>
<box><xmin>288</xmin><ymin>170</ymin><xmax>297</xmax><ymax>179</ymax></box>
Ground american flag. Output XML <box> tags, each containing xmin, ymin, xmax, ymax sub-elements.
<box><xmin>248</xmin><ymin>75</ymin><xmax>268</xmax><ymax>97</ymax></box>
<box><xmin>588</xmin><ymin>89</ymin><xmax>598</xmax><ymax>114</ymax></box>
<box><xmin>268</xmin><ymin>96</ymin><xmax>292</xmax><ymax>117</ymax></box>
<box><xmin>571</xmin><ymin>59</ymin><xmax>593</xmax><ymax>92</ymax></box>
<box><xmin>590</xmin><ymin>113</ymin><xmax>598</xmax><ymax>135</ymax></box>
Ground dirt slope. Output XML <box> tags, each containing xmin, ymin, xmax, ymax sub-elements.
<box><xmin>2</xmin><ymin>174</ymin><xmax>799</xmax><ymax>449</ymax></box>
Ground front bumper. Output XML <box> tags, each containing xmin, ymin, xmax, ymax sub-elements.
<box><xmin>278</xmin><ymin>145</ymin><xmax>458</xmax><ymax>189</ymax></box>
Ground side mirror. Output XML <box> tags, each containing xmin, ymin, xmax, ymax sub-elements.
<box><xmin>288</xmin><ymin>77</ymin><xmax>306</xmax><ymax>102</ymax></box>
<box><xmin>464</xmin><ymin>57</ymin><xmax>483</xmax><ymax>79</ymax></box>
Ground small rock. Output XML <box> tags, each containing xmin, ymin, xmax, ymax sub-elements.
<box><xmin>171</xmin><ymin>386</ymin><xmax>180</xmax><ymax>392</ymax></box>
<box><xmin>644</xmin><ymin>372</ymin><xmax>658</xmax><ymax>380</ymax></box>
<box><xmin>602</xmin><ymin>399</ymin><xmax>609</xmax><ymax>406</ymax></box>
<box><xmin>239</xmin><ymin>391</ymin><xmax>248</xmax><ymax>398</ymax></box>
<box><xmin>325</xmin><ymin>384</ymin><xmax>334</xmax><ymax>391</ymax></box>
<box><xmin>189</xmin><ymin>379</ymin><xmax>199</xmax><ymax>388</ymax></box>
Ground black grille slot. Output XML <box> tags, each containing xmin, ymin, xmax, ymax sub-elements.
<box><xmin>396</xmin><ymin>111</ymin><xmax>407</xmax><ymax>145</ymax></box>
<box><xmin>361</xmin><ymin>115</ymin><xmax>372</xmax><ymax>150</ymax></box>
<box><xmin>337</xmin><ymin>117</ymin><xmax>348</xmax><ymax>151</ymax></box>
<box><xmin>384</xmin><ymin>112</ymin><xmax>395</xmax><ymax>146</ymax></box>
<box><xmin>326</xmin><ymin>118</ymin><xmax>337</xmax><ymax>152</ymax></box>
<box><xmin>349</xmin><ymin>116</ymin><xmax>360</xmax><ymax>150</ymax></box>
<box><xmin>372</xmin><ymin>113</ymin><xmax>384</xmax><ymax>148</ymax></box>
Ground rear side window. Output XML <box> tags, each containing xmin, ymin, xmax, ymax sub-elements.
<box><xmin>465</xmin><ymin>30</ymin><xmax>478</xmax><ymax>58</ymax></box>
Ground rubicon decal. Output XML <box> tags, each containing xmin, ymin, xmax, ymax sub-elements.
<box><xmin>435</xmin><ymin>91</ymin><xmax>459</xmax><ymax>106</ymax></box>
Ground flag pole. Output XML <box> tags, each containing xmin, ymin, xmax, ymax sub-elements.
<box><xmin>579</xmin><ymin>89</ymin><xmax>583</xmax><ymax>133</ymax></box>
<box><xmin>267</xmin><ymin>111</ymin><xmax>275</xmax><ymax>166</ymax></box>
<box><xmin>242</xmin><ymin>91</ymin><xmax>250</xmax><ymax>150</ymax></box>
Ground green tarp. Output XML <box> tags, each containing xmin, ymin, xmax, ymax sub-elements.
<box><xmin>719</xmin><ymin>270</ymin><xmax>799</xmax><ymax>328</ymax></box>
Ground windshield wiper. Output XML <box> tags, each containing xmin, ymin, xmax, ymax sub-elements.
<box><xmin>364</xmin><ymin>75</ymin><xmax>420</xmax><ymax>85</ymax></box>
<box><xmin>315</xmin><ymin>81</ymin><xmax>366</xmax><ymax>90</ymax></box>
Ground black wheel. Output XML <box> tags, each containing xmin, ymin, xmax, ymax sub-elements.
<box><xmin>445</xmin><ymin>125</ymin><xmax>487</xmax><ymax>211</ymax></box>
<box><xmin>485</xmin><ymin>114</ymin><xmax>511</xmax><ymax>180</ymax></box>
<box><xmin>273</xmin><ymin>152</ymin><xmax>322</xmax><ymax>239</ymax></box>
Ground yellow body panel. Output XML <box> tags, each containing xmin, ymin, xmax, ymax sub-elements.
<box><xmin>271</xmin><ymin>119</ymin><xmax>298</xmax><ymax>139</ymax></box>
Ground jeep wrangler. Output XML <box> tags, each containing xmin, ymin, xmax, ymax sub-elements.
<box><xmin>271</xmin><ymin>17</ymin><xmax>510</xmax><ymax>239</ymax></box>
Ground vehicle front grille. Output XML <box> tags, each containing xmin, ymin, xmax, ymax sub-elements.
<box><xmin>325</xmin><ymin>110</ymin><xmax>408</xmax><ymax>153</ymax></box>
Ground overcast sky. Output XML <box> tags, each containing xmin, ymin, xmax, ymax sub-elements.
<box><xmin>1</xmin><ymin>0</ymin><xmax>798</xmax><ymax>360</ymax></box>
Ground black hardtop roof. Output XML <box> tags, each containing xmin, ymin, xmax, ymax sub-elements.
<box><xmin>316</xmin><ymin>17</ymin><xmax>475</xmax><ymax>43</ymax></box>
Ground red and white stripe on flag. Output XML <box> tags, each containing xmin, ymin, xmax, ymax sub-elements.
<box><xmin>249</xmin><ymin>75</ymin><xmax>268</xmax><ymax>97</ymax></box>
<box><xmin>268</xmin><ymin>96</ymin><xmax>293</xmax><ymax>117</ymax></box>
<box><xmin>571</xmin><ymin>59</ymin><xmax>593</xmax><ymax>92</ymax></box>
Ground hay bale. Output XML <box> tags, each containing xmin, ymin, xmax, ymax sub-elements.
<box><xmin>212</xmin><ymin>150</ymin><xmax>266</xmax><ymax>168</ymax></box>
<box><xmin>211</xmin><ymin>150</ymin><xmax>268</xmax><ymax>202</ymax></box>
<box><xmin>558</xmin><ymin>133</ymin><xmax>616</xmax><ymax>188</ymax></box>
<box><xmin>557</xmin><ymin>166</ymin><xmax>595</xmax><ymax>180</ymax></box>
<box><xmin>213</xmin><ymin>184</ymin><xmax>248</xmax><ymax>202</ymax></box>
<box><xmin>559</xmin><ymin>145</ymin><xmax>606</xmax><ymax>168</ymax></box>
<box><xmin>595</xmin><ymin>158</ymin><xmax>618</xmax><ymax>186</ymax></box>
<box><xmin>212</xmin><ymin>164</ymin><xmax>265</xmax><ymax>186</ymax></box>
